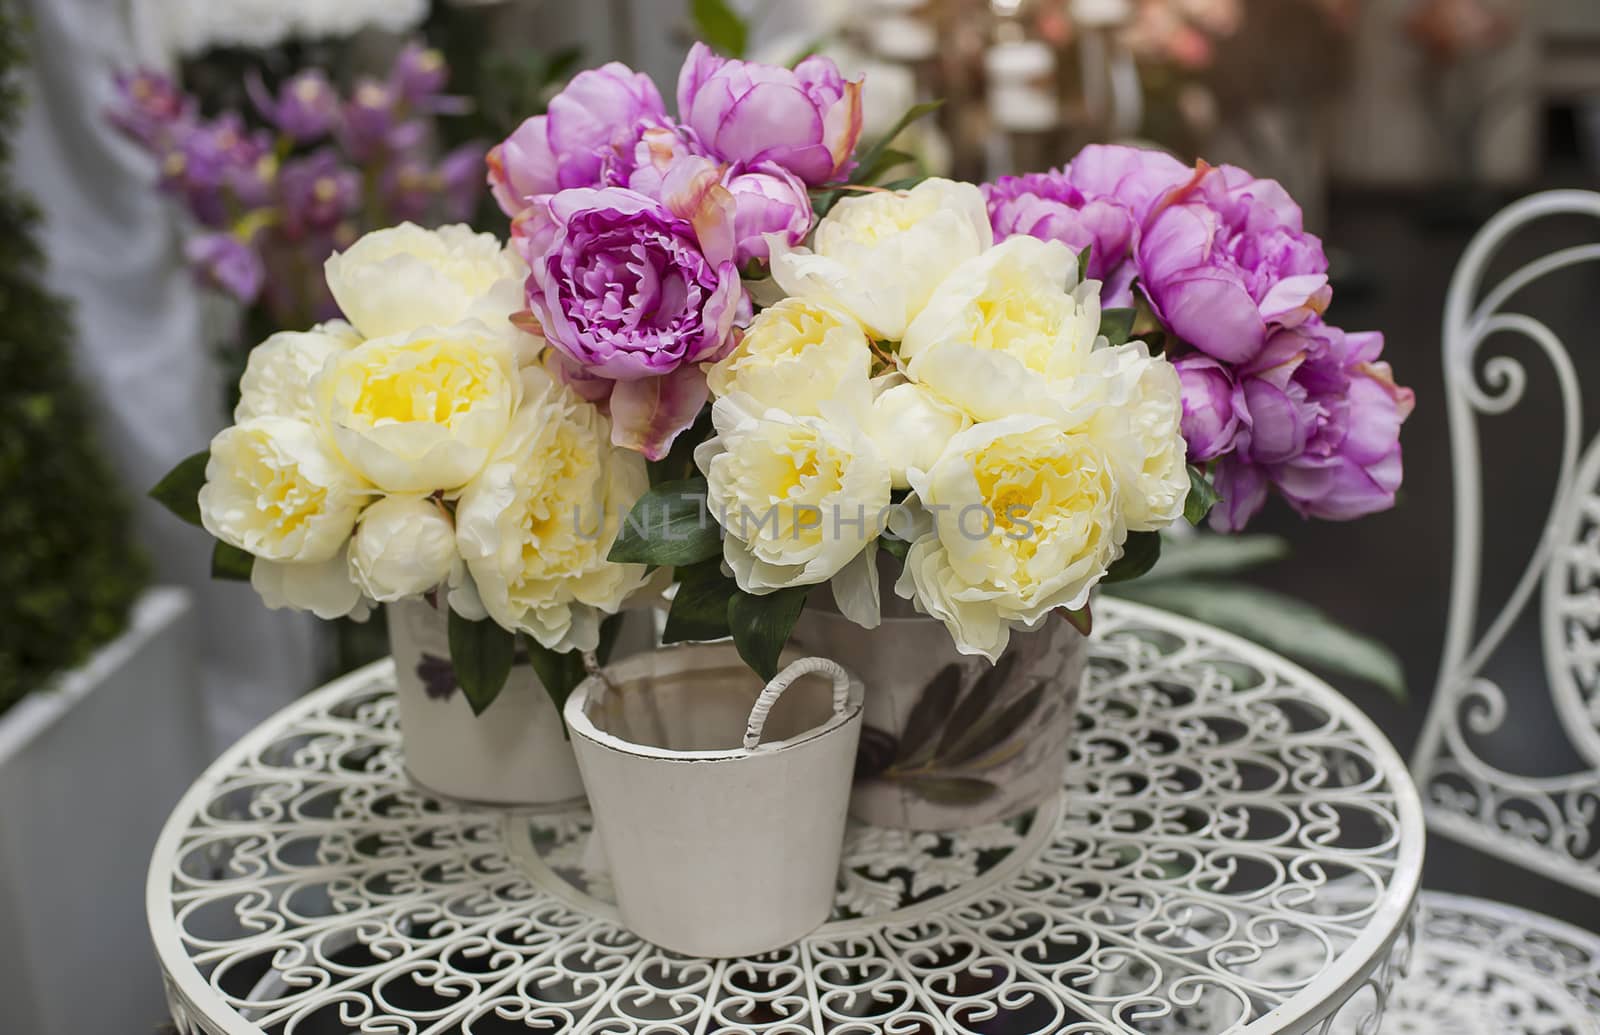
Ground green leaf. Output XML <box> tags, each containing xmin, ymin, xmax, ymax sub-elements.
<box><xmin>1077</xmin><ymin>244</ymin><xmax>1093</xmax><ymax>284</ymax></box>
<box><xmin>595</xmin><ymin>612</ymin><xmax>625</xmax><ymax>666</ymax></box>
<box><xmin>1185</xmin><ymin>466</ymin><xmax>1222</xmax><ymax>525</ymax></box>
<box><xmin>690</xmin><ymin>0</ymin><xmax>747</xmax><ymax>57</ymax></box>
<box><xmin>1099</xmin><ymin>307</ymin><xmax>1137</xmax><ymax>347</ymax></box>
<box><xmin>810</xmin><ymin>187</ymin><xmax>842</xmax><ymax>219</ymax></box>
<box><xmin>149</xmin><ymin>451</ymin><xmax>208</xmax><ymax>527</ymax></box>
<box><xmin>1152</xmin><ymin>533</ymin><xmax>1289</xmax><ymax>579</ymax></box>
<box><xmin>446</xmin><ymin>611</ymin><xmax>517</xmax><ymax>716</ymax></box>
<box><xmin>853</xmin><ymin>147</ymin><xmax>917</xmax><ymax>187</ymax></box>
<box><xmin>662</xmin><ymin>559</ymin><xmax>736</xmax><ymax>644</ymax></box>
<box><xmin>523</xmin><ymin>637</ymin><xmax>590</xmax><ymax>728</ymax></box>
<box><xmin>850</xmin><ymin>100</ymin><xmax>943</xmax><ymax>187</ymax></box>
<box><xmin>1059</xmin><ymin>603</ymin><xmax>1093</xmax><ymax>637</ymax></box>
<box><xmin>1104</xmin><ymin>531</ymin><xmax>1161</xmax><ymax>584</ymax></box>
<box><xmin>211</xmin><ymin>541</ymin><xmax>253</xmax><ymax>581</ymax></box>
<box><xmin>728</xmin><ymin>585</ymin><xmax>809</xmax><ymax>681</ymax></box>
<box><xmin>879</xmin><ymin>535</ymin><xmax>911</xmax><ymax>561</ymax></box>
<box><xmin>876</xmin><ymin>175</ymin><xmax>930</xmax><ymax>192</ymax></box>
<box><xmin>1108</xmin><ymin>579</ymin><xmax>1408</xmax><ymax>699</ymax></box>
<box><xmin>608</xmin><ymin>477</ymin><xmax>722</xmax><ymax>567</ymax></box>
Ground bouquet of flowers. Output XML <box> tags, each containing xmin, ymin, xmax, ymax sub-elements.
<box><xmin>152</xmin><ymin>41</ymin><xmax>1411</xmax><ymax>712</ymax></box>
<box><xmin>108</xmin><ymin>43</ymin><xmax>482</xmax><ymax>334</ymax></box>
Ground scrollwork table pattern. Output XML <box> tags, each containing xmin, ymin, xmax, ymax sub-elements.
<box><xmin>147</xmin><ymin>599</ymin><xmax>1424</xmax><ymax>1035</ymax></box>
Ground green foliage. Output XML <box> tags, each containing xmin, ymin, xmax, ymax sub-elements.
<box><xmin>522</xmin><ymin>636</ymin><xmax>589</xmax><ymax>730</ymax></box>
<box><xmin>1110</xmin><ymin>578</ymin><xmax>1407</xmax><ymax>699</ymax></box>
<box><xmin>1185</xmin><ymin>466</ymin><xmax>1221</xmax><ymax>525</ymax></box>
<box><xmin>446</xmin><ymin>610</ymin><xmax>516</xmax><ymax>716</ymax></box>
<box><xmin>1098</xmin><ymin>308</ymin><xmax>1137</xmax><ymax>347</ymax></box>
<box><xmin>211</xmin><ymin>541</ymin><xmax>253</xmax><ymax>581</ymax></box>
<box><xmin>662</xmin><ymin>558</ymin><xmax>736</xmax><ymax>644</ymax></box>
<box><xmin>690</xmin><ymin>0</ymin><xmax>748</xmax><ymax>58</ymax></box>
<box><xmin>1102</xmin><ymin>531</ymin><xmax>1407</xmax><ymax>699</ymax></box>
<box><xmin>607</xmin><ymin>477</ymin><xmax>722</xmax><ymax>567</ymax></box>
<box><xmin>0</xmin><ymin>6</ymin><xmax>147</xmax><ymax>713</ymax></box>
<box><xmin>729</xmin><ymin>585</ymin><xmax>809</xmax><ymax>682</ymax></box>
<box><xmin>1103</xmin><ymin>531</ymin><xmax>1161</xmax><ymax>584</ymax></box>
<box><xmin>150</xmin><ymin>450</ymin><xmax>206</xmax><ymax>526</ymax></box>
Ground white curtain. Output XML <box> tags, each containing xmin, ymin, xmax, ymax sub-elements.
<box><xmin>14</xmin><ymin>0</ymin><xmax>321</xmax><ymax>752</ymax></box>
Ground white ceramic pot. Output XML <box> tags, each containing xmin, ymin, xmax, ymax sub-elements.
<box><xmin>789</xmin><ymin>584</ymin><xmax>1087</xmax><ymax>831</ymax></box>
<box><xmin>387</xmin><ymin>598</ymin><xmax>637</xmax><ymax>807</ymax></box>
<box><xmin>565</xmin><ymin>645</ymin><xmax>863</xmax><ymax>958</ymax></box>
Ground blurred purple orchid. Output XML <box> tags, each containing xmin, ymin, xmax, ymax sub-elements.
<box><xmin>107</xmin><ymin>42</ymin><xmax>486</xmax><ymax>332</ymax></box>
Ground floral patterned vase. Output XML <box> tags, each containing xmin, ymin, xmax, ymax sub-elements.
<box><xmin>789</xmin><ymin>591</ymin><xmax>1086</xmax><ymax>831</ymax></box>
<box><xmin>387</xmin><ymin>598</ymin><xmax>587</xmax><ymax>806</ymax></box>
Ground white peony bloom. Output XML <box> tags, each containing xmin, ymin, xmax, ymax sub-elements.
<box><xmin>1086</xmin><ymin>344</ymin><xmax>1191</xmax><ymax>532</ymax></box>
<box><xmin>868</xmin><ymin>378</ymin><xmax>970</xmax><ymax>490</ymax></box>
<box><xmin>454</xmin><ymin>367</ymin><xmax>650</xmax><ymax>653</ymax></box>
<box><xmin>234</xmin><ymin>321</ymin><xmax>360</xmax><ymax>423</ymax></box>
<box><xmin>901</xmin><ymin>235</ymin><xmax>1104</xmax><ymax>423</ymax></box>
<box><xmin>252</xmin><ymin>549</ymin><xmax>372</xmax><ymax>621</ymax></box>
<box><xmin>769</xmin><ymin>178</ymin><xmax>992</xmax><ymax>341</ymax></box>
<box><xmin>347</xmin><ymin>494</ymin><xmax>459</xmax><ymax>603</ymax></box>
<box><xmin>314</xmin><ymin>320</ymin><xmax>521</xmax><ymax>494</ymax></box>
<box><xmin>199</xmin><ymin>416</ymin><xmax>368</xmax><ymax>563</ymax></box>
<box><xmin>696</xmin><ymin>390</ymin><xmax>891</xmax><ymax>595</ymax></box>
<box><xmin>706</xmin><ymin>297</ymin><xmax>872</xmax><ymax>415</ymax></box>
<box><xmin>895</xmin><ymin>415</ymin><xmax>1124</xmax><ymax>661</ymax></box>
<box><xmin>324</xmin><ymin>223</ymin><xmax>530</xmax><ymax>349</ymax></box>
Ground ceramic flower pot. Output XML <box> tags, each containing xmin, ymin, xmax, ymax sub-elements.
<box><xmin>387</xmin><ymin>598</ymin><xmax>653</xmax><ymax>807</ymax></box>
<box><xmin>565</xmin><ymin>645</ymin><xmax>863</xmax><ymax>957</ymax></box>
<box><xmin>789</xmin><ymin>585</ymin><xmax>1086</xmax><ymax>831</ymax></box>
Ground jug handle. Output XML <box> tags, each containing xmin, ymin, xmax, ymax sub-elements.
<box><xmin>743</xmin><ymin>657</ymin><xmax>854</xmax><ymax>751</ymax></box>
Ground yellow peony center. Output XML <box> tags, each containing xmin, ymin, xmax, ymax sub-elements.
<box><xmin>721</xmin><ymin>423</ymin><xmax>847</xmax><ymax>548</ymax></box>
<box><xmin>348</xmin><ymin>340</ymin><xmax>501</xmax><ymax>428</ymax></box>
<box><xmin>824</xmin><ymin>192</ymin><xmax>941</xmax><ymax>249</ymax></box>
<box><xmin>238</xmin><ymin>436</ymin><xmax>329</xmax><ymax>536</ymax></box>
<box><xmin>969</xmin><ymin>431</ymin><xmax>1112</xmax><ymax>573</ymax></box>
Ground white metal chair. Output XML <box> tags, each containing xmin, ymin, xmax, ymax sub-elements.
<box><xmin>1389</xmin><ymin>190</ymin><xmax>1600</xmax><ymax>1032</ymax></box>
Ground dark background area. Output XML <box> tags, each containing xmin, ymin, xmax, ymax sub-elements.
<box><xmin>1249</xmin><ymin>102</ymin><xmax>1600</xmax><ymax>931</ymax></box>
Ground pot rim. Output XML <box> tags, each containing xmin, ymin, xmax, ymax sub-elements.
<box><xmin>564</xmin><ymin>643</ymin><xmax>864</xmax><ymax>764</ymax></box>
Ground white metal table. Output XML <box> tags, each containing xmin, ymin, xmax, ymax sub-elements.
<box><xmin>147</xmin><ymin>599</ymin><xmax>1424</xmax><ymax>1034</ymax></box>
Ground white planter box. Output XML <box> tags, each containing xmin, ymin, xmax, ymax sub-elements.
<box><xmin>0</xmin><ymin>588</ymin><xmax>202</xmax><ymax>1035</ymax></box>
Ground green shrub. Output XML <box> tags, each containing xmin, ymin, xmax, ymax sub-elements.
<box><xmin>0</xmin><ymin>5</ymin><xmax>147</xmax><ymax>713</ymax></box>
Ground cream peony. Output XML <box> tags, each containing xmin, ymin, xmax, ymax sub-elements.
<box><xmin>901</xmin><ymin>235</ymin><xmax>1105</xmax><ymax>423</ymax></box>
<box><xmin>1087</xmin><ymin>345</ymin><xmax>1191</xmax><ymax>532</ymax></box>
<box><xmin>325</xmin><ymin>223</ymin><xmax>529</xmax><ymax>346</ymax></box>
<box><xmin>706</xmin><ymin>297</ymin><xmax>872</xmax><ymax>415</ymax></box>
<box><xmin>235</xmin><ymin>321</ymin><xmax>361</xmax><ymax>422</ymax></box>
<box><xmin>315</xmin><ymin>321</ymin><xmax>521</xmax><ymax>494</ymax></box>
<box><xmin>696</xmin><ymin>390</ymin><xmax>891</xmax><ymax>598</ymax></box>
<box><xmin>454</xmin><ymin>367</ymin><xmax>650</xmax><ymax>653</ymax></box>
<box><xmin>769</xmin><ymin>178</ymin><xmax>992</xmax><ymax>341</ymax></box>
<box><xmin>869</xmin><ymin>378</ymin><xmax>969</xmax><ymax>490</ymax></box>
<box><xmin>252</xmin><ymin>550</ymin><xmax>372</xmax><ymax>621</ymax></box>
<box><xmin>896</xmin><ymin>415</ymin><xmax>1124</xmax><ymax>660</ymax></box>
<box><xmin>347</xmin><ymin>494</ymin><xmax>459</xmax><ymax>602</ymax></box>
<box><xmin>199</xmin><ymin>416</ymin><xmax>369</xmax><ymax>563</ymax></box>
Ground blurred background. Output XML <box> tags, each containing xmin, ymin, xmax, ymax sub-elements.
<box><xmin>3</xmin><ymin>0</ymin><xmax>1599</xmax><ymax>1030</ymax></box>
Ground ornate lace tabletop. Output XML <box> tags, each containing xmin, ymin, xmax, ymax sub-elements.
<box><xmin>147</xmin><ymin>599</ymin><xmax>1423</xmax><ymax>1035</ymax></box>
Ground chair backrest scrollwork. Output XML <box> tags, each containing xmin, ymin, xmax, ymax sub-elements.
<box><xmin>1412</xmin><ymin>190</ymin><xmax>1600</xmax><ymax>895</ymax></box>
